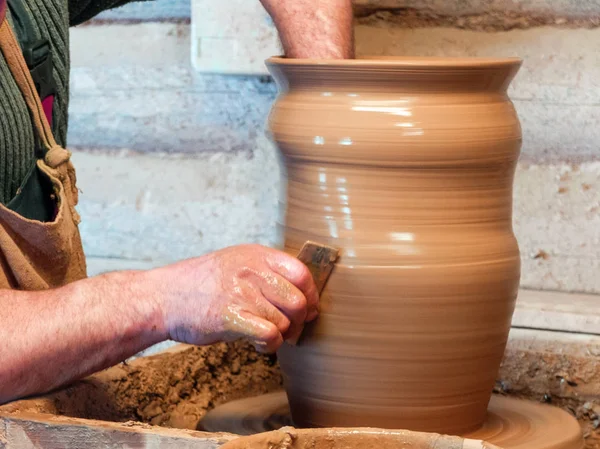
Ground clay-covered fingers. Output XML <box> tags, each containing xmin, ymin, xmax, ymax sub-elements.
<box><xmin>264</xmin><ymin>250</ymin><xmax>320</xmax><ymax>322</ymax></box>
<box><xmin>229</xmin><ymin>280</ymin><xmax>292</xmax><ymax>336</ymax></box>
<box><xmin>257</xmin><ymin>272</ymin><xmax>310</xmax><ymax>344</ymax></box>
<box><xmin>222</xmin><ymin>305</ymin><xmax>284</xmax><ymax>353</ymax></box>
<box><xmin>249</xmin><ymin>286</ymin><xmax>292</xmax><ymax>337</ymax></box>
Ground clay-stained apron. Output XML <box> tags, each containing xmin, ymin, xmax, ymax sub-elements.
<box><xmin>0</xmin><ymin>13</ymin><xmax>87</xmax><ymax>289</ymax></box>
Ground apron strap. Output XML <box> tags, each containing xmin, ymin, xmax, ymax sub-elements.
<box><xmin>0</xmin><ymin>18</ymin><xmax>64</xmax><ymax>165</ymax></box>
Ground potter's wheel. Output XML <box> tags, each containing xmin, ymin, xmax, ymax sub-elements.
<box><xmin>199</xmin><ymin>392</ymin><xmax>583</xmax><ymax>449</ymax></box>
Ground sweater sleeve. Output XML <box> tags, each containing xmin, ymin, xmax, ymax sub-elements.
<box><xmin>69</xmin><ymin>0</ymin><xmax>153</xmax><ymax>26</ymax></box>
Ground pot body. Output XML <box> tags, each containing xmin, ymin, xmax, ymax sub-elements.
<box><xmin>267</xmin><ymin>57</ymin><xmax>522</xmax><ymax>434</ymax></box>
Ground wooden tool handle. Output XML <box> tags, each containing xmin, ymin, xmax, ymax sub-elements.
<box><xmin>296</xmin><ymin>241</ymin><xmax>340</xmax><ymax>294</ymax></box>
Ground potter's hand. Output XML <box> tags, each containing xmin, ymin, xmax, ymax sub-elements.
<box><xmin>151</xmin><ymin>244</ymin><xmax>319</xmax><ymax>353</ymax></box>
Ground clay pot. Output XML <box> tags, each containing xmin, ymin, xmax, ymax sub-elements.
<box><xmin>266</xmin><ymin>57</ymin><xmax>522</xmax><ymax>434</ymax></box>
<box><xmin>221</xmin><ymin>427</ymin><xmax>501</xmax><ymax>449</ymax></box>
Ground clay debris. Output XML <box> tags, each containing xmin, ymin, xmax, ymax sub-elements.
<box><xmin>5</xmin><ymin>341</ymin><xmax>283</xmax><ymax>430</ymax></box>
<box><xmin>497</xmin><ymin>345</ymin><xmax>600</xmax><ymax>448</ymax></box>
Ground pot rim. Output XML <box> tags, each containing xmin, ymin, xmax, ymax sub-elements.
<box><xmin>266</xmin><ymin>55</ymin><xmax>522</xmax><ymax>69</ymax></box>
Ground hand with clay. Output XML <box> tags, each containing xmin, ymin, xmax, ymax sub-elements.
<box><xmin>148</xmin><ymin>244</ymin><xmax>319</xmax><ymax>353</ymax></box>
<box><xmin>0</xmin><ymin>244</ymin><xmax>318</xmax><ymax>403</ymax></box>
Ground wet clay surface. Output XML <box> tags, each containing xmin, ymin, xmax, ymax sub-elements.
<box><xmin>199</xmin><ymin>392</ymin><xmax>584</xmax><ymax>449</ymax></box>
<box><xmin>267</xmin><ymin>56</ymin><xmax>522</xmax><ymax>433</ymax></box>
<box><xmin>1</xmin><ymin>342</ymin><xmax>282</xmax><ymax>430</ymax></box>
<box><xmin>220</xmin><ymin>427</ymin><xmax>501</xmax><ymax>449</ymax></box>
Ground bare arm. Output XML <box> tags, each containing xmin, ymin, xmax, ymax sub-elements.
<box><xmin>0</xmin><ymin>270</ymin><xmax>165</xmax><ymax>403</ymax></box>
<box><xmin>0</xmin><ymin>245</ymin><xmax>317</xmax><ymax>404</ymax></box>
<box><xmin>260</xmin><ymin>0</ymin><xmax>354</xmax><ymax>59</ymax></box>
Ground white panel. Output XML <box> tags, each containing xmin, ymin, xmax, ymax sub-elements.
<box><xmin>192</xmin><ymin>0</ymin><xmax>281</xmax><ymax>75</ymax></box>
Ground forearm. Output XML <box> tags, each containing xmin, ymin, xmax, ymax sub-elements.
<box><xmin>260</xmin><ymin>0</ymin><xmax>354</xmax><ymax>59</ymax></box>
<box><xmin>0</xmin><ymin>271</ymin><xmax>166</xmax><ymax>404</ymax></box>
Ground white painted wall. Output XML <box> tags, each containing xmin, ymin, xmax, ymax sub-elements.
<box><xmin>192</xmin><ymin>0</ymin><xmax>281</xmax><ymax>74</ymax></box>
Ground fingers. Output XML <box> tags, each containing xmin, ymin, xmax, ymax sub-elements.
<box><xmin>257</xmin><ymin>272</ymin><xmax>308</xmax><ymax>344</ymax></box>
<box><xmin>234</xmin><ymin>281</ymin><xmax>292</xmax><ymax>336</ymax></box>
<box><xmin>251</xmin><ymin>288</ymin><xmax>292</xmax><ymax>336</ymax></box>
<box><xmin>204</xmin><ymin>245</ymin><xmax>323</xmax><ymax>352</ymax></box>
<box><xmin>222</xmin><ymin>305</ymin><xmax>284</xmax><ymax>353</ymax></box>
<box><xmin>265</xmin><ymin>249</ymin><xmax>320</xmax><ymax>322</ymax></box>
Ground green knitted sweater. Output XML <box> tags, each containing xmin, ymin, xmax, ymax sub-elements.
<box><xmin>0</xmin><ymin>0</ymin><xmax>140</xmax><ymax>204</ymax></box>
